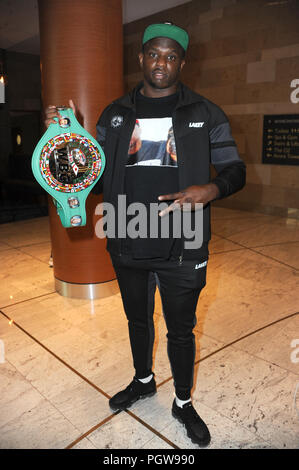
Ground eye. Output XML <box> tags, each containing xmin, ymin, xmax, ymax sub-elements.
<box><xmin>149</xmin><ymin>51</ymin><xmax>157</xmax><ymax>58</ymax></box>
<box><xmin>168</xmin><ymin>55</ymin><xmax>177</xmax><ymax>61</ymax></box>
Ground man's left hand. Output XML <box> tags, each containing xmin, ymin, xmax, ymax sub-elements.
<box><xmin>158</xmin><ymin>183</ymin><xmax>220</xmax><ymax>217</ymax></box>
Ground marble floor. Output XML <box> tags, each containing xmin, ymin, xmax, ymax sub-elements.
<box><xmin>0</xmin><ymin>206</ymin><xmax>299</xmax><ymax>449</ymax></box>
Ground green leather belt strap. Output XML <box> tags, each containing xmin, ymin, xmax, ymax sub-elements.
<box><xmin>32</xmin><ymin>107</ymin><xmax>105</xmax><ymax>227</ymax></box>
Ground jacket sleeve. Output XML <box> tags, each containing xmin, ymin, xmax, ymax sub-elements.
<box><xmin>208</xmin><ymin>104</ymin><xmax>246</xmax><ymax>199</ymax></box>
<box><xmin>91</xmin><ymin>106</ymin><xmax>109</xmax><ymax>195</ymax></box>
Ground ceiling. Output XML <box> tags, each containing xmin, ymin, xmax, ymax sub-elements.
<box><xmin>0</xmin><ymin>0</ymin><xmax>191</xmax><ymax>55</ymax></box>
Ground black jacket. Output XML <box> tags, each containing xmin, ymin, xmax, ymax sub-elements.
<box><xmin>93</xmin><ymin>82</ymin><xmax>246</xmax><ymax>258</ymax></box>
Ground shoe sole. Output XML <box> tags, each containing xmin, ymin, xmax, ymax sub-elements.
<box><xmin>172</xmin><ymin>410</ymin><xmax>211</xmax><ymax>447</ymax></box>
<box><xmin>109</xmin><ymin>390</ymin><xmax>157</xmax><ymax>412</ymax></box>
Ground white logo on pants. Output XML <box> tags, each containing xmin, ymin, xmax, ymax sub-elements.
<box><xmin>195</xmin><ymin>261</ymin><xmax>207</xmax><ymax>269</ymax></box>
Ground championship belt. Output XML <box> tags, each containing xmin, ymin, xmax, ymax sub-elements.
<box><xmin>32</xmin><ymin>107</ymin><xmax>105</xmax><ymax>227</ymax></box>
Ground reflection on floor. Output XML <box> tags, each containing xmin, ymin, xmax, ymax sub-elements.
<box><xmin>0</xmin><ymin>207</ymin><xmax>299</xmax><ymax>449</ymax></box>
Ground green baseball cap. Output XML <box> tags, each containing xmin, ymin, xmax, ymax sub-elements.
<box><xmin>142</xmin><ymin>23</ymin><xmax>189</xmax><ymax>52</ymax></box>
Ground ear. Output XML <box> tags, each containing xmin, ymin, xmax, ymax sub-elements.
<box><xmin>180</xmin><ymin>59</ymin><xmax>185</xmax><ymax>72</ymax></box>
<box><xmin>138</xmin><ymin>52</ymin><xmax>144</xmax><ymax>70</ymax></box>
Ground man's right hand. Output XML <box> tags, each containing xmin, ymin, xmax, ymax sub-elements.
<box><xmin>44</xmin><ymin>99</ymin><xmax>76</xmax><ymax>128</ymax></box>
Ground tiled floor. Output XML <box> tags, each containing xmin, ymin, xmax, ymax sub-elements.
<box><xmin>0</xmin><ymin>206</ymin><xmax>299</xmax><ymax>449</ymax></box>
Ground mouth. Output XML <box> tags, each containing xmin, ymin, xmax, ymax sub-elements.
<box><xmin>152</xmin><ymin>70</ymin><xmax>167</xmax><ymax>80</ymax></box>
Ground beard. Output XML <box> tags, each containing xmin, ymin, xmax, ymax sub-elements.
<box><xmin>147</xmin><ymin>78</ymin><xmax>171</xmax><ymax>89</ymax></box>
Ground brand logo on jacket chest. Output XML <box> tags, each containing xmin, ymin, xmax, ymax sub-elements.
<box><xmin>189</xmin><ymin>122</ymin><xmax>205</xmax><ymax>128</ymax></box>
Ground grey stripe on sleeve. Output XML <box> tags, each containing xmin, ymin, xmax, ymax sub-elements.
<box><xmin>209</xmin><ymin>122</ymin><xmax>234</xmax><ymax>145</ymax></box>
<box><xmin>210</xmin><ymin>121</ymin><xmax>241</xmax><ymax>165</ymax></box>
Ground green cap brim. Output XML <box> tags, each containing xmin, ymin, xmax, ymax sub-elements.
<box><xmin>142</xmin><ymin>23</ymin><xmax>189</xmax><ymax>51</ymax></box>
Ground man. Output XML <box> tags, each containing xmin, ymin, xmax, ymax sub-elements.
<box><xmin>45</xmin><ymin>22</ymin><xmax>246</xmax><ymax>447</ymax></box>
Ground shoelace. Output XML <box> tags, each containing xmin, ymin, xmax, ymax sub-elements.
<box><xmin>125</xmin><ymin>379</ymin><xmax>138</xmax><ymax>393</ymax></box>
<box><xmin>181</xmin><ymin>402</ymin><xmax>202</xmax><ymax>424</ymax></box>
<box><xmin>126</xmin><ymin>377</ymin><xmax>147</xmax><ymax>393</ymax></box>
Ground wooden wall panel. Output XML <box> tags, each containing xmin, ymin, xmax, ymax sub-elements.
<box><xmin>123</xmin><ymin>0</ymin><xmax>299</xmax><ymax>215</ymax></box>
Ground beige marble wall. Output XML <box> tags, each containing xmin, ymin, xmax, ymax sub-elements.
<box><xmin>123</xmin><ymin>0</ymin><xmax>299</xmax><ymax>217</ymax></box>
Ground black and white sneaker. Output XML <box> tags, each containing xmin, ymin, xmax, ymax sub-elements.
<box><xmin>172</xmin><ymin>399</ymin><xmax>211</xmax><ymax>447</ymax></box>
<box><xmin>109</xmin><ymin>376</ymin><xmax>156</xmax><ymax>411</ymax></box>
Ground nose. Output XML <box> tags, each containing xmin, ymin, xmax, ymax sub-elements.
<box><xmin>156</xmin><ymin>55</ymin><xmax>167</xmax><ymax>68</ymax></box>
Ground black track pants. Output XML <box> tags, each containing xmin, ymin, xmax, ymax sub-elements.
<box><xmin>111</xmin><ymin>254</ymin><xmax>208</xmax><ymax>400</ymax></box>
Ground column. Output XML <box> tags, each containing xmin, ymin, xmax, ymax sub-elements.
<box><xmin>38</xmin><ymin>0</ymin><xmax>123</xmax><ymax>298</ymax></box>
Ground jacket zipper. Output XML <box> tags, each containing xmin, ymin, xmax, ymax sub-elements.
<box><xmin>172</xmin><ymin>110</ymin><xmax>184</xmax><ymax>267</ymax></box>
<box><xmin>118</xmin><ymin>111</ymin><xmax>137</xmax><ymax>258</ymax></box>
<box><xmin>178</xmin><ymin>239</ymin><xmax>184</xmax><ymax>265</ymax></box>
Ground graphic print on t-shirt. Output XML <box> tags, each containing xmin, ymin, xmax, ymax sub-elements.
<box><xmin>127</xmin><ymin>117</ymin><xmax>177</xmax><ymax>167</ymax></box>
